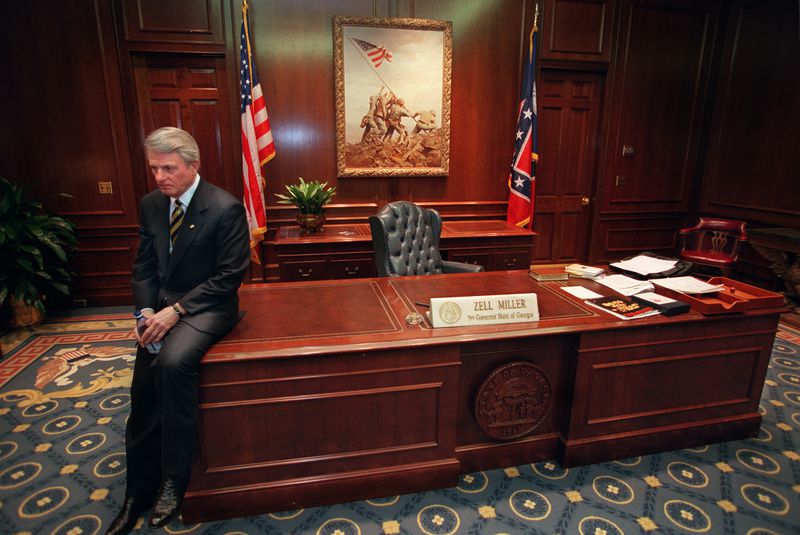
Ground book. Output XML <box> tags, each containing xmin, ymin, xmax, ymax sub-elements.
<box><xmin>529</xmin><ymin>266</ymin><xmax>569</xmax><ymax>281</ymax></box>
<box><xmin>585</xmin><ymin>295</ymin><xmax>661</xmax><ymax>320</ymax></box>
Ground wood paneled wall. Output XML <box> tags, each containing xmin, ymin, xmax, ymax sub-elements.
<box><xmin>699</xmin><ymin>0</ymin><xmax>799</xmax><ymax>228</ymax></box>
<box><xmin>0</xmin><ymin>1</ymin><xmax>140</xmax><ymax>305</ymax></box>
<box><xmin>1</xmin><ymin>0</ymin><xmax>797</xmax><ymax>306</ymax></box>
<box><xmin>250</xmin><ymin>0</ymin><xmax>528</xmax><ymax>212</ymax></box>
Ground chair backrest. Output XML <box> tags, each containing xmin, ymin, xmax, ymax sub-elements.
<box><xmin>369</xmin><ymin>201</ymin><xmax>445</xmax><ymax>276</ymax></box>
<box><xmin>680</xmin><ymin>216</ymin><xmax>748</xmax><ymax>263</ymax></box>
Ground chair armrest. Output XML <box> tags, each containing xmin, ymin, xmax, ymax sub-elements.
<box><xmin>679</xmin><ymin>224</ymin><xmax>702</xmax><ymax>235</ymax></box>
<box><xmin>442</xmin><ymin>260</ymin><xmax>484</xmax><ymax>274</ymax></box>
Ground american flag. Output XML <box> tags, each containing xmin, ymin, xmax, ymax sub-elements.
<box><xmin>352</xmin><ymin>38</ymin><xmax>393</xmax><ymax>68</ymax></box>
<box><xmin>506</xmin><ymin>23</ymin><xmax>538</xmax><ymax>229</ymax></box>
<box><xmin>240</xmin><ymin>3</ymin><xmax>275</xmax><ymax>264</ymax></box>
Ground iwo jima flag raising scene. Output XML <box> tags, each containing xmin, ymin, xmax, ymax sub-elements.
<box><xmin>339</xmin><ymin>19</ymin><xmax>450</xmax><ymax>174</ymax></box>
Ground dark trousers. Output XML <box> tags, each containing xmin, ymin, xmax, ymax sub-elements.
<box><xmin>124</xmin><ymin>320</ymin><xmax>218</xmax><ymax>500</ymax></box>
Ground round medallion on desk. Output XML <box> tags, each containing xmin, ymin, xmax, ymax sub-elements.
<box><xmin>474</xmin><ymin>361</ymin><xmax>551</xmax><ymax>440</ymax></box>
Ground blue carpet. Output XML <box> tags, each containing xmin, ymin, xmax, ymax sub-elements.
<box><xmin>1</xmin><ymin>313</ymin><xmax>798</xmax><ymax>534</ymax></box>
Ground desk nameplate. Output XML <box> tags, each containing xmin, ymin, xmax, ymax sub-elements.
<box><xmin>428</xmin><ymin>293</ymin><xmax>540</xmax><ymax>328</ymax></box>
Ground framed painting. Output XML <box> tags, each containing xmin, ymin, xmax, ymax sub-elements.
<box><xmin>333</xmin><ymin>16</ymin><xmax>452</xmax><ymax>177</ymax></box>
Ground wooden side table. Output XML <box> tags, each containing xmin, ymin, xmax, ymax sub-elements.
<box><xmin>748</xmin><ymin>227</ymin><xmax>800</xmax><ymax>307</ymax></box>
<box><xmin>273</xmin><ymin>221</ymin><xmax>535</xmax><ymax>282</ymax></box>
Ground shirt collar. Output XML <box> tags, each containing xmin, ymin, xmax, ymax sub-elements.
<box><xmin>171</xmin><ymin>173</ymin><xmax>201</xmax><ymax>211</ymax></box>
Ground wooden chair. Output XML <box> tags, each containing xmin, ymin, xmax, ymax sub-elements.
<box><xmin>679</xmin><ymin>217</ymin><xmax>748</xmax><ymax>276</ymax></box>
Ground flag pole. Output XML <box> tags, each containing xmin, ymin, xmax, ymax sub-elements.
<box><xmin>242</xmin><ymin>1</ymin><xmax>255</xmax><ymax>90</ymax></box>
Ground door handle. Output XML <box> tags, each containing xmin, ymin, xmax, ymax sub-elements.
<box><xmin>581</xmin><ymin>196</ymin><xmax>591</xmax><ymax>207</ymax></box>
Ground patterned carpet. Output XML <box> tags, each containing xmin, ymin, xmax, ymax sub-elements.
<box><xmin>1</xmin><ymin>311</ymin><xmax>798</xmax><ymax>535</ymax></box>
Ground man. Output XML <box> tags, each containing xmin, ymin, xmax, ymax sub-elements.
<box><xmin>383</xmin><ymin>96</ymin><xmax>412</xmax><ymax>144</ymax></box>
<box><xmin>360</xmin><ymin>87</ymin><xmax>389</xmax><ymax>143</ymax></box>
<box><xmin>106</xmin><ymin>127</ymin><xmax>250</xmax><ymax>535</ymax></box>
<box><xmin>412</xmin><ymin>110</ymin><xmax>437</xmax><ymax>135</ymax></box>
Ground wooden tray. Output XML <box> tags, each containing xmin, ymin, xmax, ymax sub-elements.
<box><xmin>654</xmin><ymin>277</ymin><xmax>785</xmax><ymax>315</ymax></box>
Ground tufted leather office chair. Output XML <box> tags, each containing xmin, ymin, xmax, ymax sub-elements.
<box><xmin>369</xmin><ymin>201</ymin><xmax>484</xmax><ymax>277</ymax></box>
<box><xmin>679</xmin><ymin>216</ymin><xmax>748</xmax><ymax>276</ymax></box>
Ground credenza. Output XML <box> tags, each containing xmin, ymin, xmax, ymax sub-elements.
<box><xmin>183</xmin><ymin>271</ymin><xmax>783</xmax><ymax>522</ymax></box>
<box><xmin>273</xmin><ymin>220</ymin><xmax>535</xmax><ymax>281</ymax></box>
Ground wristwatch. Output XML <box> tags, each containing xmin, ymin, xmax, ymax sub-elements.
<box><xmin>172</xmin><ymin>303</ymin><xmax>184</xmax><ymax>318</ymax></box>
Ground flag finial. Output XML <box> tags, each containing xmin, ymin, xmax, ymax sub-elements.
<box><xmin>534</xmin><ymin>3</ymin><xmax>539</xmax><ymax>32</ymax></box>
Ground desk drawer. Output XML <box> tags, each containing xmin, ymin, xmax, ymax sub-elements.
<box><xmin>330</xmin><ymin>258</ymin><xmax>376</xmax><ymax>279</ymax></box>
<box><xmin>446</xmin><ymin>250</ymin><xmax>490</xmax><ymax>269</ymax></box>
<box><xmin>491</xmin><ymin>250</ymin><xmax>530</xmax><ymax>271</ymax></box>
<box><xmin>279</xmin><ymin>260</ymin><xmax>329</xmax><ymax>282</ymax></box>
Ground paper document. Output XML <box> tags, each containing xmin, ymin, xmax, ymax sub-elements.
<box><xmin>595</xmin><ymin>274</ymin><xmax>655</xmax><ymax>296</ymax></box>
<box><xmin>560</xmin><ymin>286</ymin><xmax>604</xmax><ymax>300</ymax></box>
<box><xmin>651</xmin><ymin>276</ymin><xmax>725</xmax><ymax>294</ymax></box>
<box><xmin>610</xmin><ymin>255</ymin><xmax>677</xmax><ymax>276</ymax></box>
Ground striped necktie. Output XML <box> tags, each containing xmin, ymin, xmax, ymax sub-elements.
<box><xmin>170</xmin><ymin>200</ymin><xmax>184</xmax><ymax>247</ymax></box>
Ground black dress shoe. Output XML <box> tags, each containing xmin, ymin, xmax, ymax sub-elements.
<box><xmin>148</xmin><ymin>474</ymin><xmax>187</xmax><ymax>528</ymax></box>
<box><xmin>105</xmin><ymin>496</ymin><xmax>145</xmax><ymax>535</ymax></box>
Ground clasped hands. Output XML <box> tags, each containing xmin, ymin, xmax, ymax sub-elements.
<box><xmin>134</xmin><ymin>306</ymin><xmax>181</xmax><ymax>347</ymax></box>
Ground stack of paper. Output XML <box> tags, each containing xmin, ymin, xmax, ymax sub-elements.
<box><xmin>651</xmin><ymin>276</ymin><xmax>725</xmax><ymax>294</ymax></box>
<box><xmin>595</xmin><ymin>274</ymin><xmax>654</xmax><ymax>296</ymax></box>
<box><xmin>610</xmin><ymin>255</ymin><xmax>678</xmax><ymax>277</ymax></box>
<box><xmin>565</xmin><ymin>264</ymin><xmax>605</xmax><ymax>279</ymax></box>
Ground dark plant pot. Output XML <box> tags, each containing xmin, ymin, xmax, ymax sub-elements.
<box><xmin>296</xmin><ymin>212</ymin><xmax>326</xmax><ymax>234</ymax></box>
<box><xmin>7</xmin><ymin>296</ymin><xmax>44</xmax><ymax>328</ymax></box>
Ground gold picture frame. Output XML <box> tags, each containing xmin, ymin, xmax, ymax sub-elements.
<box><xmin>334</xmin><ymin>16</ymin><xmax>452</xmax><ymax>177</ymax></box>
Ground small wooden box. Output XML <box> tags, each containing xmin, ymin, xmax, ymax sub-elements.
<box><xmin>654</xmin><ymin>277</ymin><xmax>785</xmax><ymax>315</ymax></box>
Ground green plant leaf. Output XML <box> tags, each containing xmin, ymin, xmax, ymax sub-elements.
<box><xmin>40</xmin><ymin>236</ymin><xmax>67</xmax><ymax>262</ymax></box>
<box><xmin>53</xmin><ymin>267</ymin><xmax>73</xmax><ymax>281</ymax></box>
<box><xmin>18</xmin><ymin>245</ymin><xmax>44</xmax><ymax>270</ymax></box>
<box><xmin>35</xmin><ymin>271</ymin><xmax>53</xmax><ymax>281</ymax></box>
<box><xmin>16</xmin><ymin>256</ymin><xmax>34</xmax><ymax>271</ymax></box>
<box><xmin>49</xmin><ymin>282</ymin><xmax>70</xmax><ymax>295</ymax></box>
<box><xmin>273</xmin><ymin>177</ymin><xmax>336</xmax><ymax>214</ymax></box>
<box><xmin>0</xmin><ymin>177</ymin><xmax>76</xmax><ymax>317</ymax></box>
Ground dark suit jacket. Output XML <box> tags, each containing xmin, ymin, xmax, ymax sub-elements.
<box><xmin>132</xmin><ymin>178</ymin><xmax>250</xmax><ymax>336</ymax></box>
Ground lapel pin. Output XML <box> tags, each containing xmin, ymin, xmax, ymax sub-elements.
<box><xmin>189</xmin><ymin>224</ymin><xmax>195</xmax><ymax>229</ymax></box>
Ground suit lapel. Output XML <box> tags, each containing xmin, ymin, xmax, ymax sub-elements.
<box><xmin>155</xmin><ymin>194</ymin><xmax>171</xmax><ymax>276</ymax></box>
<box><xmin>167</xmin><ymin>180</ymin><xmax>209</xmax><ymax>277</ymax></box>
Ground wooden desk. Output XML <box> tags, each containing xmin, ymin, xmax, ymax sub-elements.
<box><xmin>183</xmin><ymin>272</ymin><xmax>783</xmax><ymax>522</ymax></box>
<box><xmin>273</xmin><ymin>220</ymin><xmax>534</xmax><ymax>281</ymax></box>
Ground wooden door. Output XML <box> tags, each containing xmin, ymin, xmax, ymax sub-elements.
<box><xmin>131</xmin><ymin>54</ymin><xmax>237</xmax><ymax>199</ymax></box>
<box><xmin>588</xmin><ymin>0</ymin><xmax>720</xmax><ymax>263</ymax></box>
<box><xmin>533</xmin><ymin>70</ymin><xmax>603</xmax><ymax>263</ymax></box>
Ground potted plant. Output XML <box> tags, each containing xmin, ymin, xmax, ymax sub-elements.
<box><xmin>0</xmin><ymin>177</ymin><xmax>77</xmax><ymax>327</ymax></box>
<box><xmin>274</xmin><ymin>177</ymin><xmax>337</xmax><ymax>233</ymax></box>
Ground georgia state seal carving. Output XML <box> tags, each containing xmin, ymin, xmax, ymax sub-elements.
<box><xmin>474</xmin><ymin>361</ymin><xmax>551</xmax><ymax>440</ymax></box>
<box><xmin>438</xmin><ymin>301</ymin><xmax>462</xmax><ymax>324</ymax></box>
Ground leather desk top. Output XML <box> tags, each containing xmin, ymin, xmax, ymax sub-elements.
<box><xmin>202</xmin><ymin>271</ymin><xmax>749</xmax><ymax>362</ymax></box>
